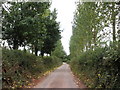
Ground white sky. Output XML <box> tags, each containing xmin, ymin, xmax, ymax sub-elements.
<box><xmin>50</xmin><ymin>0</ymin><xmax>78</xmax><ymax>55</ymax></box>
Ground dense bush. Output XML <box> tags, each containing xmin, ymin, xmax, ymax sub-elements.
<box><xmin>70</xmin><ymin>46</ymin><xmax>120</xmax><ymax>88</ymax></box>
<box><xmin>2</xmin><ymin>48</ymin><xmax>62</xmax><ymax>88</ymax></box>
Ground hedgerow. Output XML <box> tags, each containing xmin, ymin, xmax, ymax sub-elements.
<box><xmin>2</xmin><ymin>48</ymin><xmax>62</xmax><ymax>88</ymax></box>
<box><xmin>70</xmin><ymin>46</ymin><xmax>120</xmax><ymax>88</ymax></box>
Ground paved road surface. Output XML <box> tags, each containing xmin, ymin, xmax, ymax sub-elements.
<box><xmin>34</xmin><ymin>63</ymin><xmax>80</xmax><ymax>88</ymax></box>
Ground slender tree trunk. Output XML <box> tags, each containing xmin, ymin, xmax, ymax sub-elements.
<box><xmin>93</xmin><ymin>29</ymin><xmax>97</xmax><ymax>47</ymax></box>
<box><xmin>13</xmin><ymin>40</ymin><xmax>18</xmax><ymax>49</ymax></box>
<box><xmin>24</xmin><ymin>46</ymin><xmax>26</xmax><ymax>52</ymax></box>
<box><xmin>35</xmin><ymin>46</ymin><xmax>38</xmax><ymax>56</ymax></box>
<box><xmin>112</xmin><ymin>3</ymin><xmax>116</xmax><ymax>42</ymax></box>
<box><xmin>41</xmin><ymin>50</ymin><xmax>44</xmax><ymax>57</ymax></box>
<box><xmin>88</xmin><ymin>41</ymin><xmax>91</xmax><ymax>49</ymax></box>
<box><xmin>31</xmin><ymin>45</ymin><xmax>33</xmax><ymax>54</ymax></box>
<box><xmin>118</xmin><ymin>8</ymin><xmax>120</xmax><ymax>49</ymax></box>
<box><xmin>49</xmin><ymin>52</ymin><xmax>51</xmax><ymax>56</ymax></box>
<box><xmin>112</xmin><ymin>17</ymin><xmax>116</xmax><ymax>42</ymax></box>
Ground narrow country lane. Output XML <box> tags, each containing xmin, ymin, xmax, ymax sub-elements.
<box><xmin>34</xmin><ymin>63</ymin><xmax>84</xmax><ymax>88</ymax></box>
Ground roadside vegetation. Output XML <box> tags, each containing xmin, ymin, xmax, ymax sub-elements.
<box><xmin>2</xmin><ymin>1</ymin><xmax>66</xmax><ymax>89</ymax></box>
<box><xmin>70</xmin><ymin>45</ymin><xmax>120</xmax><ymax>88</ymax></box>
<box><xmin>70</xmin><ymin>2</ymin><xmax>120</xmax><ymax>88</ymax></box>
<box><xmin>2</xmin><ymin>1</ymin><xmax>120</xmax><ymax>89</ymax></box>
<box><xmin>2</xmin><ymin>48</ymin><xmax>62</xmax><ymax>88</ymax></box>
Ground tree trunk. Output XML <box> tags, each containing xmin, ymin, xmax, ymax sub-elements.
<box><xmin>93</xmin><ymin>29</ymin><xmax>97</xmax><ymax>47</ymax></box>
<box><xmin>13</xmin><ymin>40</ymin><xmax>18</xmax><ymax>49</ymax></box>
<box><xmin>35</xmin><ymin>46</ymin><xmax>38</xmax><ymax>56</ymax></box>
<box><xmin>112</xmin><ymin>3</ymin><xmax>116</xmax><ymax>42</ymax></box>
<box><xmin>32</xmin><ymin>45</ymin><xmax>34</xmax><ymax>54</ymax></box>
<box><xmin>88</xmin><ymin>41</ymin><xmax>91</xmax><ymax>49</ymax></box>
<box><xmin>49</xmin><ymin>52</ymin><xmax>51</xmax><ymax>56</ymax></box>
<box><xmin>112</xmin><ymin>17</ymin><xmax>116</xmax><ymax>42</ymax></box>
<box><xmin>24</xmin><ymin>46</ymin><xmax>26</xmax><ymax>52</ymax></box>
<box><xmin>41</xmin><ymin>50</ymin><xmax>44</xmax><ymax>57</ymax></box>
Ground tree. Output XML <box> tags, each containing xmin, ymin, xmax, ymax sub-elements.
<box><xmin>2</xmin><ymin>2</ymin><xmax>61</xmax><ymax>56</ymax></box>
<box><xmin>52</xmin><ymin>40</ymin><xmax>66</xmax><ymax>59</ymax></box>
<box><xmin>70</xmin><ymin>2</ymin><xmax>101</xmax><ymax>57</ymax></box>
<box><xmin>2</xmin><ymin>2</ymin><xmax>50</xmax><ymax>51</ymax></box>
<box><xmin>99</xmin><ymin>2</ymin><xmax>119</xmax><ymax>42</ymax></box>
<box><xmin>21</xmin><ymin>2</ymin><xmax>50</xmax><ymax>56</ymax></box>
<box><xmin>2</xmin><ymin>2</ymin><xmax>23</xmax><ymax>49</ymax></box>
<box><xmin>41</xmin><ymin>9</ymin><xmax>61</xmax><ymax>56</ymax></box>
<box><xmin>70</xmin><ymin>2</ymin><xmax>119</xmax><ymax>58</ymax></box>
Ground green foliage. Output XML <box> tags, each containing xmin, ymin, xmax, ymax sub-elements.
<box><xmin>2</xmin><ymin>2</ymin><xmax>63</xmax><ymax>88</ymax></box>
<box><xmin>2</xmin><ymin>48</ymin><xmax>62</xmax><ymax>88</ymax></box>
<box><xmin>70</xmin><ymin>46</ymin><xmax>120</xmax><ymax>88</ymax></box>
<box><xmin>51</xmin><ymin>40</ymin><xmax>66</xmax><ymax>61</ymax></box>
<box><xmin>70</xmin><ymin>2</ymin><xmax>119</xmax><ymax>57</ymax></box>
<box><xmin>2</xmin><ymin>2</ymin><xmax>61</xmax><ymax>56</ymax></box>
<box><xmin>41</xmin><ymin>9</ymin><xmax>61</xmax><ymax>56</ymax></box>
<box><xmin>2</xmin><ymin>2</ymin><xmax>49</xmax><ymax>50</ymax></box>
<box><xmin>43</xmin><ymin>56</ymin><xmax>62</xmax><ymax>68</ymax></box>
<box><xmin>70</xmin><ymin>2</ymin><xmax>119</xmax><ymax>88</ymax></box>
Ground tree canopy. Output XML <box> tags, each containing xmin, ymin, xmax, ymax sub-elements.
<box><xmin>2</xmin><ymin>2</ymin><xmax>61</xmax><ymax>56</ymax></box>
<box><xmin>70</xmin><ymin>2</ymin><xmax>119</xmax><ymax>57</ymax></box>
<box><xmin>52</xmin><ymin>40</ymin><xmax>66</xmax><ymax>59</ymax></box>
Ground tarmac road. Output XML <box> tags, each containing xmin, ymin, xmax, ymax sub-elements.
<box><xmin>34</xmin><ymin>63</ymin><xmax>85</xmax><ymax>88</ymax></box>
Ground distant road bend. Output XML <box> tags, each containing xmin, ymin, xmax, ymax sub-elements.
<box><xmin>34</xmin><ymin>63</ymin><xmax>86</xmax><ymax>88</ymax></box>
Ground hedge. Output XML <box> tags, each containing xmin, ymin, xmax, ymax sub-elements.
<box><xmin>2</xmin><ymin>48</ymin><xmax>62</xmax><ymax>88</ymax></box>
<box><xmin>70</xmin><ymin>46</ymin><xmax>120</xmax><ymax>88</ymax></box>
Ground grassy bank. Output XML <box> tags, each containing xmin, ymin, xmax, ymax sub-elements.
<box><xmin>70</xmin><ymin>46</ymin><xmax>120</xmax><ymax>88</ymax></box>
<box><xmin>2</xmin><ymin>48</ymin><xmax>62</xmax><ymax>88</ymax></box>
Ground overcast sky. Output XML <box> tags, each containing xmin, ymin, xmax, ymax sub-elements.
<box><xmin>50</xmin><ymin>0</ymin><xmax>78</xmax><ymax>55</ymax></box>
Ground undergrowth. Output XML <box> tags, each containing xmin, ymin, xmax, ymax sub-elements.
<box><xmin>70</xmin><ymin>45</ymin><xmax>120</xmax><ymax>88</ymax></box>
<box><xmin>2</xmin><ymin>48</ymin><xmax>62</xmax><ymax>89</ymax></box>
